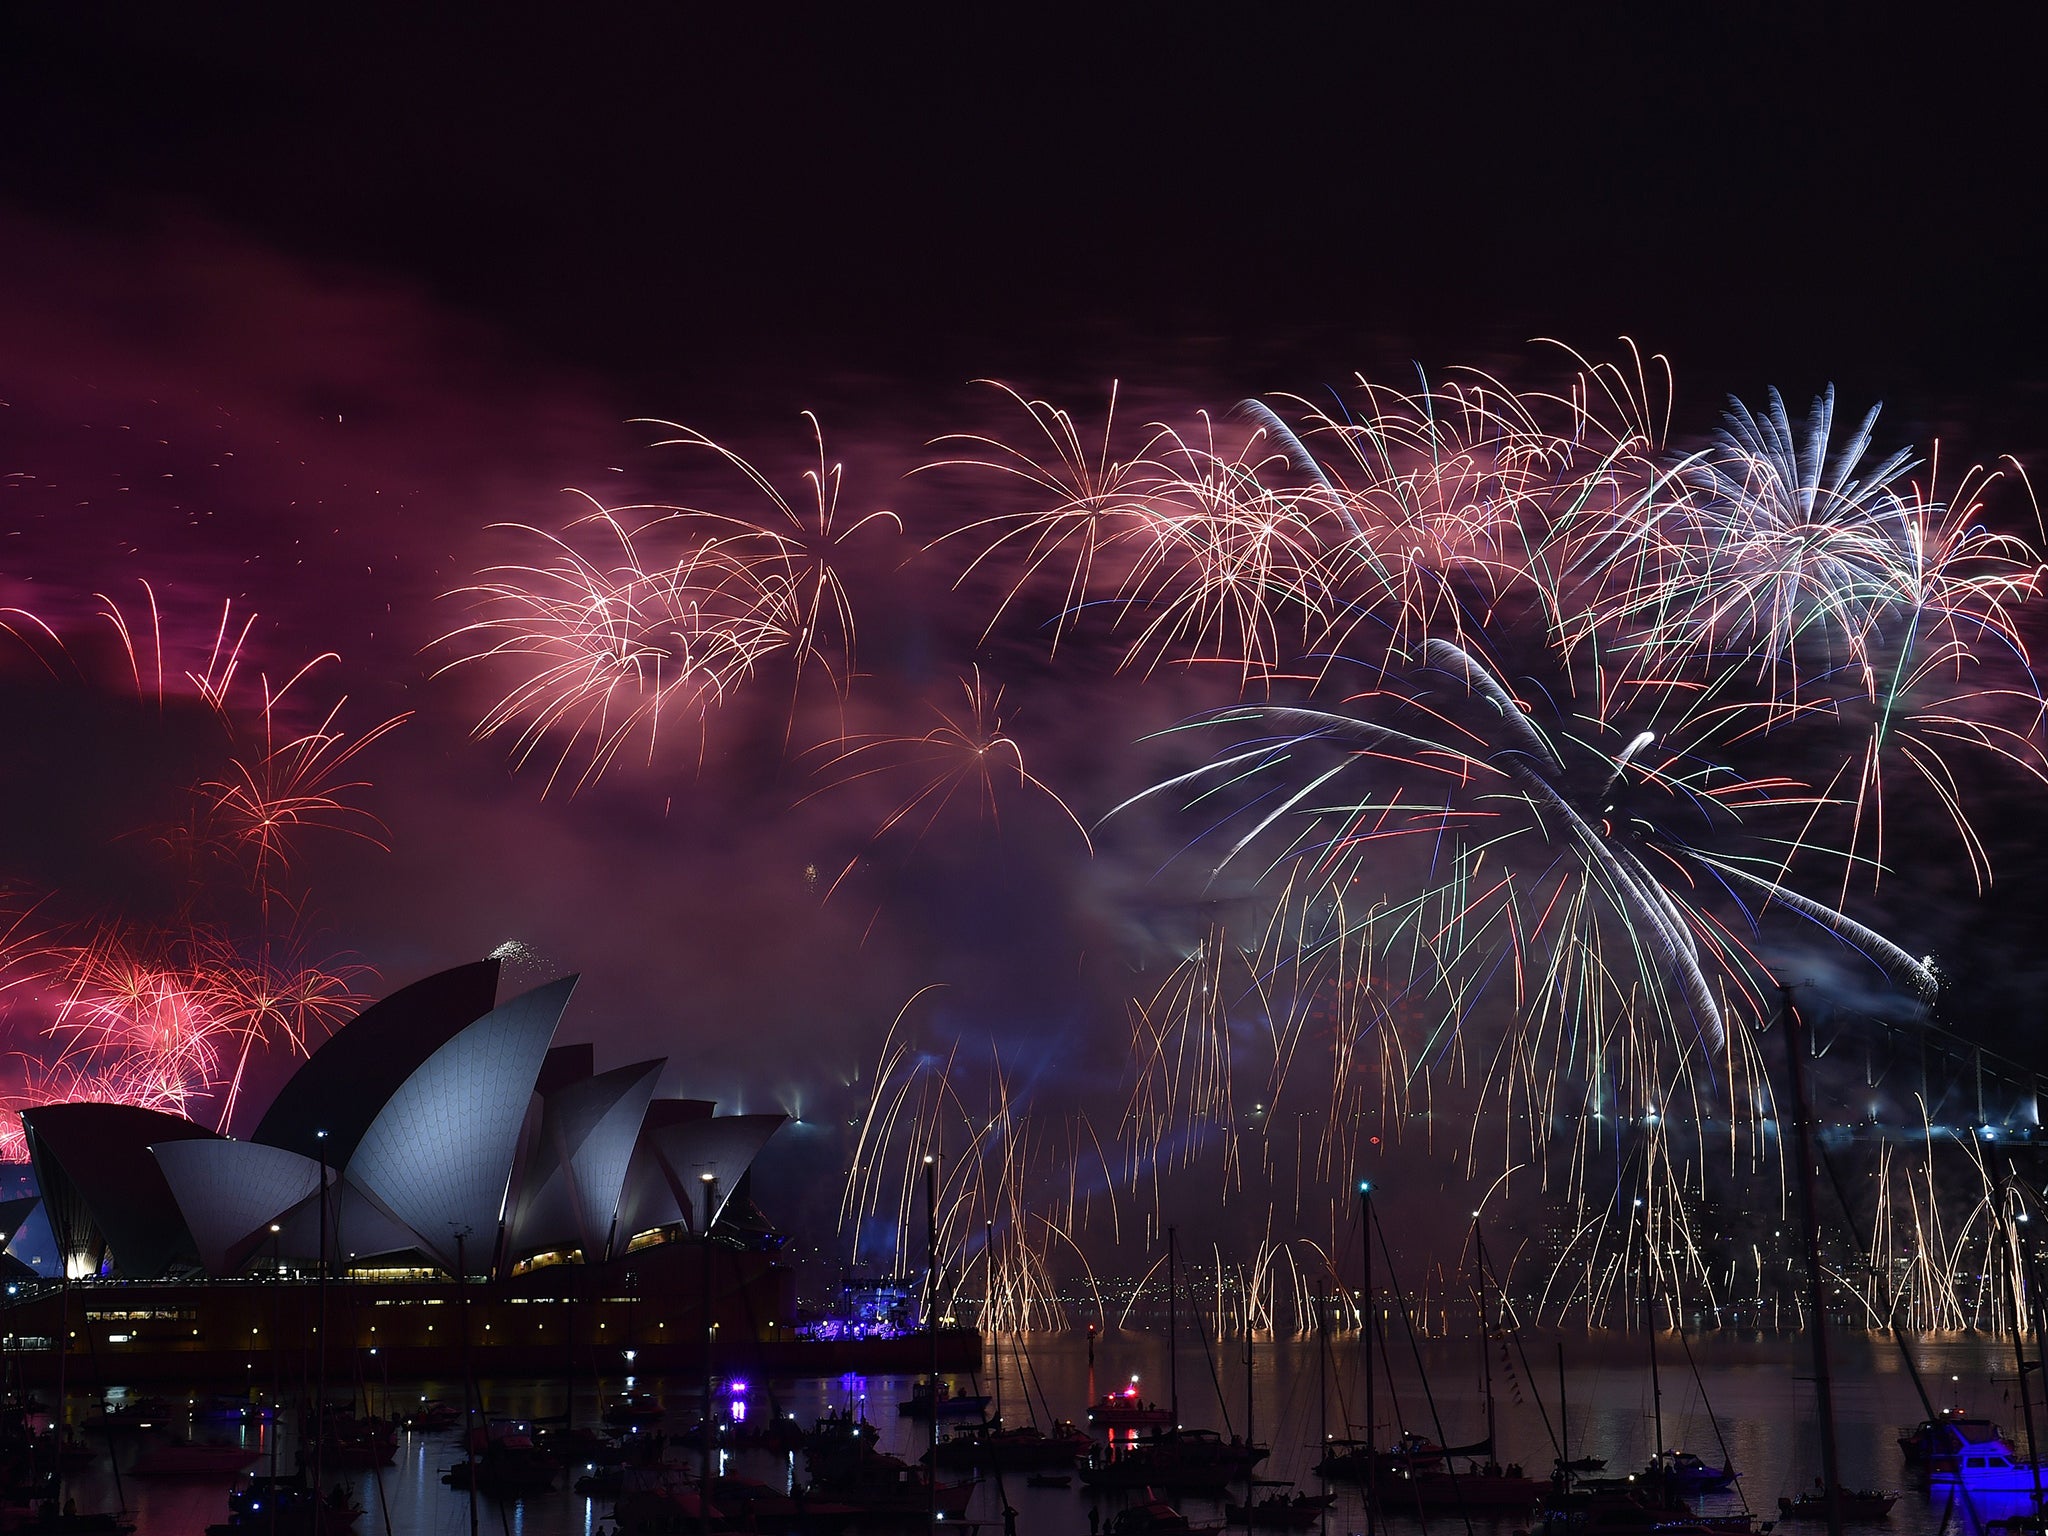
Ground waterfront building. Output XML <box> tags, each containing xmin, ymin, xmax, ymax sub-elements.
<box><xmin>0</xmin><ymin>959</ymin><xmax>959</xmax><ymax>1382</ymax></box>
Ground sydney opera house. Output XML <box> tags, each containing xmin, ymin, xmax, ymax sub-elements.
<box><xmin>0</xmin><ymin>959</ymin><xmax>915</xmax><ymax>1381</ymax></box>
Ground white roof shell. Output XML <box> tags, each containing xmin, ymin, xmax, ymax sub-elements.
<box><xmin>613</xmin><ymin>1110</ymin><xmax>786</xmax><ymax>1254</ymax></box>
<box><xmin>508</xmin><ymin>1058</ymin><xmax>664</xmax><ymax>1263</ymax></box>
<box><xmin>343</xmin><ymin>975</ymin><xmax>577</xmax><ymax>1275</ymax></box>
<box><xmin>151</xmin><ymin>1140</ymin><xmax>335</xmax><ymax>1276</ymax></box>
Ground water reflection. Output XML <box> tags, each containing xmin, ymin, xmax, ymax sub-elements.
<box><xmin>35</xmin><ymin>1332</ymin><xmax>2039</xmax><ymax>1534</ymax></box>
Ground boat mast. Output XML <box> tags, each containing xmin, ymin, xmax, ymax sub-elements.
<box><xmin>314</xmin><ymin>1129</ymin><xmax>331</xmax><ymax>1512</ymax></box>
<box><xmin>1556</xmin><ymin>1343</ymin><xmax>1569</xmax><ymax>1489</ymax></box>
<box><xmin>701</xmin><ymin>1172</ymin><xmax>718</xmax><ymax>1536</ymax></box>
<box><xmin>269</xmin><ymin>1222</ymin><xmax>283</xmax><ymax>1494</ymax></box>
<box><xmin>1318</xmin><ymin>1280</ymin><xmax>1330</xmax><ymax>1516</ymax></box>
<box><xmin>455</xmin><ymin>1227</ymin><xmax>479</xmax><ymax>1536</ymax></box>
<box><xmin>1244</xmin><ymin>1311</ymin><xmax>1256</xmax><ymax>1523</ymax></box>
<box><xmin>564</xmin><ymin>1244</ymin><xmax>579</xmax><ymax>1436</ymax></box>
<box><xmin>1360</xmin><ymin>1180</ymin><xmax>1375</xmax><ymax>1536</ymax></box>
<box><xmin>1086</xmin><ymin>1319</ymin><xmax>1097</xmax><ymax>1417</ymax></box>
<box><xmin>53</xmin><ymin>1274</ymin><xmax>68</xmax><ymax>1510</ymax></box>
<box><xmin>1640</xmin><ymin>1193</ymin><xmax>1664</xmax><ymax>1485</ymax></box>
<box><xmin>2015</xmin><ymin>1185</ymin><xmax>2048</xmax><ymax>1469</ymax></box>
<box><xmin>1998</xmin><ymin>1181</ymin><xmax>2044</xmax><ymax>1512</ymax></box>
<box><xmin>1473</xmin><ymin>1226</ymin><xmax>1495</xmax><ymax>1461</ymax></box>
<box><xmin>1165</xmin><ymin>1225</ymin><xmax>1180</xmax><ymax>1428</ymax></box>
<box><xmin>1780</xmin><ymin>983</ymin><xmax>1843</xmax><ymax>1536</ymax></box>
<box><xmin>987</xmin><ymin>1219</ymin><xmax>1000</xmax><ymax>1427</ymax></box>
<box><xmin>924</xmin><ymin>1153</ymin><xmax>940</xmax><ymax>1535</ymax></box>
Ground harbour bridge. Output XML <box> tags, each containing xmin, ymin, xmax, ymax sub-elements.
<box><xmin>1802</xmin><ymin>1002</ymin><xmax>2047</xmax><ymax>1145</ymax></box>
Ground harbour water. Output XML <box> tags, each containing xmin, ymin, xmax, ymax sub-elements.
<box><xmin>39</xmin><ymin>1330</ymin><xmax>2038</xmax><ymax>1534</ymax></box>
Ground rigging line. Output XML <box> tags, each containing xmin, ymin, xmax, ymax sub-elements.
<box><xmin>1673</xmin><ymin>1327</ymin><xmax>1750</xmax><ymax>1516</ymax></box>
<box><xmin>1188</xmin><ymin>1252</ymin><xmax>1237</xmax><ymax>1440</ymax></box>
<box><xmin>1815</xmin><ymin>1138</ymin><xmax>1936</xmax><ymax>1420</ymax></box>
<box><xmin>1374</xmin><ymin>1204</ymin><xmax>1475</xmax><ymax>1536</ymax></box>
<box><xmin>1475</xmin><ymin>1229</ymin><xmax>1559</xmax><ymax>1459</ymax></box>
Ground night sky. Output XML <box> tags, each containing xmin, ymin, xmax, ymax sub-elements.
<box><xmin>3</xmin><ymin>9</ymin><xmax>2045</xmax><ymax>1264</ymax></box>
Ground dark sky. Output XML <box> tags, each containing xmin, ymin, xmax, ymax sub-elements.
<box><xmin>9</xmin><ymin>9</ymin><xmax>2045</xmax><ymax>413</ymax></box>
<box><xmin>1</xmin><ymin>7</ymin><xmax>2044</xmax><ymax>1259</ymax></box>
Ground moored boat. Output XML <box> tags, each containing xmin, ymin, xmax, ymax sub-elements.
<box><xmin>399</xmin><ymin>1399</ymin><xmax>460</xmax><ymax>1431</ymax></box>
<box><xmin>806</xmin><ymin>1447</ymin><xmax>975</xmax><ymax>1518</ymax></box>
<box><xmin>1089</xmin><ymin>1378</ymin><xmax>1177</xmax><ymax>1430</ymax></box>
<box><xmin>1901</xmin><ymin>1412</ymin><xmax>2007</xmax><ymax>1475</ymax></box>
<box><xmin>16</xmin><ymin>1509</ymin><xmax>135</xmax><ymax>1535</ymax></box>
<box><xmin>1108</xmin><ymin>1499</ymin><xmax>1201</xmax><ymax>1536</ymax></box>
<box><xmin>81</xmin><ymin>1397</ymin><xmax>172</xmax><ymax>1432</ymax></box>
<box><xmin>1313</xmin><ymin>1429</ymin><xmax>1446</xmax><ymax>1481</ymax></box>
<box><xmin>1643</xmin><ymin>1450</ymin><xmax>1738</xmax><ymax>1491</ymax></box>
<box><xmin>897</xmin><ymin>1376</ymin><xmax>990</xmax><ymax>1420</ymax></box>
<box><xmin>1922</xmin><ymin>1431</ymin><xmax>2048</xmax><ymax>1493</ymax></box>
<box><xmin>930</xmin><ymin>1418</ymin><xmax>1090</xmax><ymax>1471</ymax></box>
<box><xmin>1380</xmin><ymin>1463</ymin><xmax>1549</xmax><ymax>1512</ymax></box>
<box><xmin>603</xmin><ymin>1390</ymin><xmax>665</xmax><ymax>1428</ymax></box>
<box><xmin>443</xmin><ymin>1443</ymin><xmax>560</xmax><ymax>1493</ymax></box>
<box><xmin>1080</xmin><ymin>1427</ymin><xmax>1268</xmax><ymax>1491</ymax></box>
<box><xmin>206</xmin><ymin>1471</ymin><xmax>361</xmax><ymax>1535</ymax></box>
<box><xmin>1536</xmin><ymin>1487</ymin><xmax>1750</xmax><ymax>1536</ymax></box>
<box><xmin>1777</xmin><ymin>1486</ymin><xmax>1898</xmax><ymax>1521</ymax></box>
<box><xmin>1224</xmin><ymin>1492</ymin><xmax>1336</xmax><ymax>1529</ymax></box>
<box><xmin>1376</xmin><ymin>1466</ymin><xmax>1548</xmax><ymax>1515</ymax></box>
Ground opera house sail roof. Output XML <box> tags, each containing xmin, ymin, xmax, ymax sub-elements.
<box><xmin>250</xmin><ymin>958</ymin><xmax>502</xmax><ymax>1166</ymax></box>
<box><xmin>0</xmin><ymin>961</ymin><xmax>786</xmax><ymax>1284</ymax></box>
<box><xmin>151</xmin><ymin>1140</ymin><xmax>333</xmax><ymax>1276</ymax></box>
<box><xmin>341</xmin><ymin>974</ymin><xmax>576</xmax><ymax>1275</ymax></box>
<box><xmin>508</xmin><ymin>1057</ymin><xmax>664</xmax><ymax>1264</ymax></box>
<box><xmin>23</xmin><ymin>1103</ymin><xmax>219</xmax><ymax>1279</ymax></box>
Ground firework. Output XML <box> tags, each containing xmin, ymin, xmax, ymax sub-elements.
<box><xmin>437</xmin><ymin>416</ymin><xmax>899</xmax><ymax>790</ymax></box>
<box><xmin>813</xmin><ymin>348</ymin><xmax>2048</xmax><ymax>1332</ymax></box>
<box><xmin>0</xmin><ymin>587</ymin><xmax>392</xmax><ymax>1136</ymax></box>
<box><xmin>804</xmin><ymin>667</ymin><xmax>1092</xmax><ymax>902</ymax></box>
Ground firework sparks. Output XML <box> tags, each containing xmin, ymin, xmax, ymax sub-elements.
<box><xmin>805</xmin><ymin>666</ymin><xmax>1092</xmax><ymax>902</ymax></box>
<box><xmin>0</xmin><ymin>587</ymin><xmax>394</xmax><ymax>1137</ymax></box>
<box><xmin>437</xmin><ymin>417</ymin><xmax>899</xmax><ymax>790</ymax></box>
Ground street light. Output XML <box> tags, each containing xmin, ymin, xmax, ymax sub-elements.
<box><xmin>700</xmin><ymin>1171</ymin><xmax>717</xmax><ymax>1536</ymax></box>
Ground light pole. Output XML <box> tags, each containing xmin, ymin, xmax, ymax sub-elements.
<box><xmin>454</xmin><ymin>1226</ymin><xmax>478</xmax><ymax>1536</ymax></box>
<box><xmin>312</xmin><ymin>1129</ymin><xmax>329</xmax><ymax>1510</ymax></box>
<box><xmin>700</xmin><ymin>1171</ymin><xmax>717</xmax><ymax>1536</ymax></box>
<box><xmin>985</xmin><ymin>1218</ymin><xmax>998</xmax><ymax>1426</ymax></box>
<box><xmin>268</xmin><ymin>1222</ymin><xmax>282</xmax><ymax>1523</ymax></box>
<box><xmin>924</xmin><ymin>1153</ymin><xmax>939</xmax><ymax>1535</ymax></box>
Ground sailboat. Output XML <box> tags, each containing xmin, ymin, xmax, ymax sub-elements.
<box><xmin>1776</xmin><ymin>1486</ymin><xmax>1898</xmax><ymax>1521</ymax></box>
<box><xmin>1225</xmin><ymin>1491</ymin><xmax>1338</xmax><ymax>1529</ymax></box>
<box><xmin>933</xmin><ymin>1226</ymin><xmax>1086</xmax><ymax>1472</ymax></box>
<box><xmin>1315</xmin><ymin>1191</ymin><xmax>1503</xmax><ymax>1503</ymax></box>
<box><xmin>1225</xmin><ymin>1304</ymin><xmax>1340</xmax><ymax>1527</ymax></box>
<box><xmin>1079</xmin><ymin>1228</ymin><xmax>1268</xmax><ymax>1491</ymax></box>
<box><xmin>1629</xmin><ymin>1187</ymin><xmax>1736</xmax><ymax>1502</ymax></box>
<box><xmin>933</xmin><ymin>1334</ymin><xmax>1089</xmax><ymax>1472</ymax></box>
<box><xmin>1378</xmin><ymin>1236</ymin><xmax>1548</xmax><ymax>1512</ymax></box>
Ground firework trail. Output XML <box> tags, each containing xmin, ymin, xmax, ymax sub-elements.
<box><xmin>0</xmin><ymin>586</ymin><xmax>393</xmax><ymax>1136</ymax></box>
<box><xmin>437</xmin><ymin>416</ymin><xmax>899</xmax><ymax>791</ymax></box>
<box><xmin>919</xmin><ymin>345</ymin><xmax>2041</xmax><ymax>1326</ymax></box>
<box><xmin>803</xmin><ymin>666</ymin><xmax>1092</xmax><ymax>904</ymax></box>
<box><xmin>836</xmin><ymin>990</ymin><xmax>1126</xmax><ymax>1332</ymax></box>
